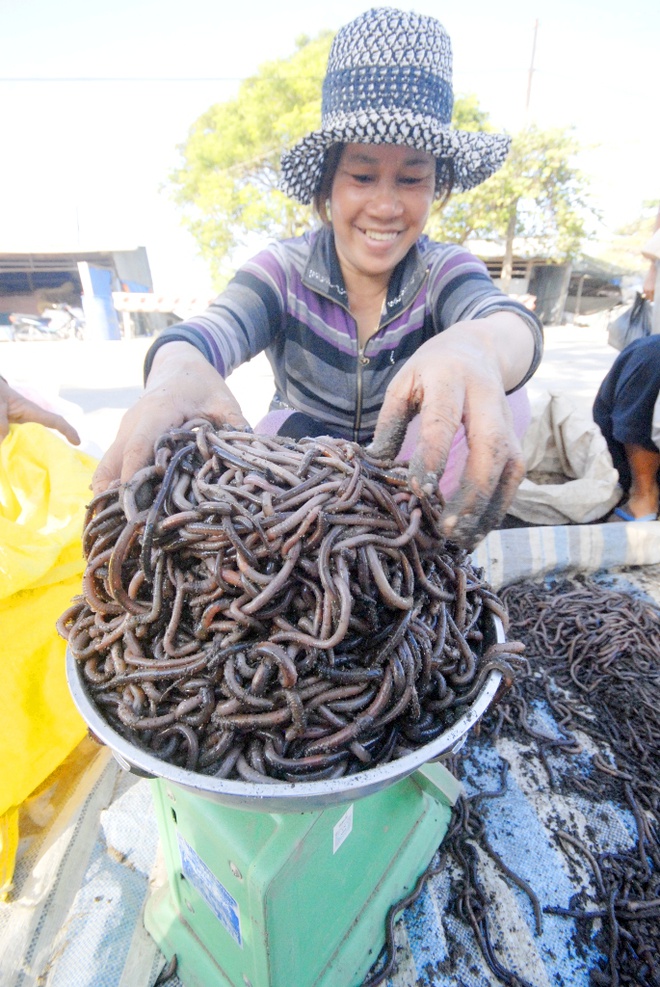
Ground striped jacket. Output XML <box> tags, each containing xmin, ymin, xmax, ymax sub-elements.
<box><xmin>145</xmin><ymin>227</ymin><xmax>543</xmax><ymax>443</ymax></box>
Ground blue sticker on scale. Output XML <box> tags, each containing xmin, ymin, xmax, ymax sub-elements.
<box><xmin>177</xmin><ymin>834</ymin><xmax>242</xmax><ymax>947</ymax></box>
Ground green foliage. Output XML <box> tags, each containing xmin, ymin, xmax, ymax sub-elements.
<box><xmin>168</xmin><ymin>32</ymin><xmax>332</xmax><ymax>285</ymax></box>
<box><xmin>169</xmin><ymin>34</ymin><xmax>594</xmax><ymax>285</ymax></box>
<box><xmin>451</xmin><ymin>93</ymin><xmax>493</xmax><ymax>133</ymax></box>
<box><xmin>427</xmin><ymin>121</ymin><xmax>594</xmax><ymax>262</ymax></box>
<box><xmin>591</xmin><ymin>200</ymin><xmax>660</xmax><ymax>273</ymax></box>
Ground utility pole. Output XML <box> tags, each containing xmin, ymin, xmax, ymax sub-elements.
<box><xmin>525</xmin><ymin>19</ymin><xmax>539</xmax><ymax>115</ymax></box>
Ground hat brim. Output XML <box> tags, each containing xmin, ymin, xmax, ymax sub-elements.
<box><xmin>279</xmin><ymin>110</ymin><xmax>511</xmax><ymax>204</ymax></box>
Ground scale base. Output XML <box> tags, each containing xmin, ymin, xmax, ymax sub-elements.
<box><xmin>144</xmin><ymin>762</ymin><xmax>461</xmax><ymax>987</ymax></box>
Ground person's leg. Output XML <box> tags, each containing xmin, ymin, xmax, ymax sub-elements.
<box><xmin>594</xmin><ymin>337</ymin><xmax>660</xmax><ymax>517</ymax></box>
<box><xmin>621</xmin><ymin>443</ymin><xmax>660</xmax><ymax>518</ymax></box>
<box><xmin>593</xmin><ymin>391</ymin><xmax>631</xmax><ymax>490</ymax></box>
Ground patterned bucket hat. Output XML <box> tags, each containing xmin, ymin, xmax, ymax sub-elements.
<box><xmin>280</xmin><ymin>6</ymin><xmax>511</xmax><ymax>204</ymax></box>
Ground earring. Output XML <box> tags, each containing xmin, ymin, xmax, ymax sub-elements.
<box><xmin>325</xmin><ymin>199</ymin><xmax>332</xmax><ymax>222</ymax></box>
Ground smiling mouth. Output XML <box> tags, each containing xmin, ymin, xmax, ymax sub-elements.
<box><xmin>361</xmin><ymin>229</ymin><xmax>400</xmax><ymax>242</ymax></box>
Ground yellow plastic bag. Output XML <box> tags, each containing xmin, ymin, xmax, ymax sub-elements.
<box><xmin>0</xmin><ymin>423</ymin><xmax>97</xmax><ymax>895</ymax></box>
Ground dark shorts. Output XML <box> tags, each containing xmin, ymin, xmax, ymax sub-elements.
<box><xmin>593</xmin><ymin>335</ymin><xmax>660</xmax><ymax>490</ymax></box>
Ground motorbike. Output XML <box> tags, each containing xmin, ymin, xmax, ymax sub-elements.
<box><xmin>9</xmin><ymin>304</ymin><xmax>85</xmax><ymax>341</ymax></box>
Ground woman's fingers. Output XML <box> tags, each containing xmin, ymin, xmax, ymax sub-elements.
<box><xmin>367</xmin><ymin>386</ymin><xmax>418</xmax><ymax>462</ymax></box>
<box><xmin>0</xmin><ymin>382</ymin><xmax>81</xmax><ymax>446</ymax></box>
<box><xmin>439</xmin><ymin>412</ymin><xmax>525</xmax><ymax>549</ymax></box>
<box><xmin>404</xmin><ymin>379</ymin><xmax>464</xmax><ymax>496</ymax></box>
<box><xmin>368</xmin><ymin>332</ymin><xmax>526</xmax><ymax>549</ymax></box>
<box><xmin>405</xmin><ymin>376</ymin><xmax>523</xmax><ymax>548</ymax></box>
<box><xmin>92</xmin><ymin>397</ymin><xmax>250</xmax><ymax>494</ymax></box>
<box><xmin>91</xmin><ymin>355</ymin><xmax>250</xmax><ymax>494</ymax></box>
<box><xmin>448</xmin><ymin>457</ymin><xmax>524</xmax><ymax>548</ymax></box>
<box><xmin>368</xmin><ymin>341</ymin><xmax>466</xmax><ymax>491</ymax></box>
<box><xmin>92</xmin><ymin>412</ymin><xmax>164</xmax><ymax>493</ymax></box>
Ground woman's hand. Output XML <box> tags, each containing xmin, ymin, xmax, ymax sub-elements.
<box><xmin>0</xmin><ymin>376</ymin><xmax>81</xmax><ymax>446</ymax></box>
<box><xmin>367</xmin><ymin>314</ymin><xmax>535</xmax><ymax>549</ymax></box>
<box><xmin>91</xmin><ymin>342</ymin><xmax>250</xmax><ymax>495</ymax></box>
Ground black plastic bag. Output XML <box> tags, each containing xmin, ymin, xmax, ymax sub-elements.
<box><xmin>607</xmin><ymin>292</ymin><xmax>654</xmax><ymax>351</ymax></box>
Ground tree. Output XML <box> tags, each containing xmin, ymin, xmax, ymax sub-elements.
<box><xmin>169</xmin><ymin>32</ymin><xmax>332</xmax><ymax>285</ymax></box>
<box><xmin>592</xmin><ymin>199</ymin><xmax>660</xmax><ymax>273</ymax></box>
<box><xmin>426</xmin><ymin>124</ymin><xmax>594</xmax><ymax>287</ymax></box>
<box><xmin>169</xmin><ymin>33</ymin><xmax>491</xmax><ymax>285</ymax></box>
<box><xmin>169</xmin><ymin>32</ymin><xmax>594</xmax><ymax>288</ymax></box>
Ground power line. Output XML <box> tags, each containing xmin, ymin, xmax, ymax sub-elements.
<box><xmin>525</xmin><ymin>19</ymin><xmax>539</xmax><ymax>114</ymax></box>
<box><xmin>0</xmin><ymin>75</ymin><xmax>323</xmax><ymax>83</ymax></box>
<box><xmin>0</xmin><ymin>76</ymin><xmax>246</xmax><ymax>83</ymax></box>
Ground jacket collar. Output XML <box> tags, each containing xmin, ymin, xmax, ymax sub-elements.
<box><xmin>302</xmin><ymin>225</ymin><xmax>428</xmax><ymax>322</ymax></box>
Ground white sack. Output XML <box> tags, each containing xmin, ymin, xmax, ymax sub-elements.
<box><xmin>509</xmin><ymin>391</ymin><xmax>622</xmax><ymax>525</ymax></box>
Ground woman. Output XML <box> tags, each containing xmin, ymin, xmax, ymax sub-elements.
<box><xmin>93</xmin><ymin>7</ymin><xmax>543</xmax><ymax>549</ymax></box>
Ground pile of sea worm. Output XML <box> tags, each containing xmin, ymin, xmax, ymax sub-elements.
<box><xmin>58</xmin><ymin>422</ymin><xmax>522</xmax><ymax>783</ymax></box>
<box><xmin>364</xmin><ymin>575</ymin><xmax>660</xmax><ymax>987</ymax></box>
<box><xmin>494</xmin><ymin>576</ymin><xmax>660</xmax><ymax>987</ymax></box>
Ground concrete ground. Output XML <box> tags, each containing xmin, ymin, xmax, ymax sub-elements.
<box><xmin>0</xmin><ymin>311</ymin><xmax>618</xmax><ymax>461</ymax></box>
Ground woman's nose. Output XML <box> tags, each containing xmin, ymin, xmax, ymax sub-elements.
<box><xmin>368</xmin><ymin>181</ymin><xmax>403</xmax><ymax>216</ymax></box>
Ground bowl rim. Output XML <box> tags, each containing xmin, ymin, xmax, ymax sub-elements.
<box><xmin>66</xmin><ymin>614</ymin><xmax>504</xmax><ymax>811</ymax></box>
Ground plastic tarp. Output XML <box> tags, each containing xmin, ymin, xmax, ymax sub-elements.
<box><xmin>0</xmin><ymin>423</ymin><xmax>96</xmax><ymax>894</ymax></box>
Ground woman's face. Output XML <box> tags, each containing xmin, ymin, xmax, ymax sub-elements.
<box><xmin>329</xmin><ymin>143</ymin><xmax>436</xmax><ymax>287</ymax></box>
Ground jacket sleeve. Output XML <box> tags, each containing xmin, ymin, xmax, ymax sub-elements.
<box><xmin>143</xmin><ymin>245</ymin><xmax>288</xmax><ymax>384</ymax></box>
<box><xmin>426</xmin><ymin>243</ymin><xmax>544</xmax><ymax>392</ymax></box>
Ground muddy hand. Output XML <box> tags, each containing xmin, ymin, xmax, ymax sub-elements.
<box><xmin>92</xmin><ymin>342</ymin><xmax>250</xmax><ymax>495</ymax></box>
<box><xmin>368</xmin><ymin>328</ymin><xmax>527</xmax><ymax>549</ymax></box>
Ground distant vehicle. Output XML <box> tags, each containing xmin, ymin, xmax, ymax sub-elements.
<box><xmin>9</xmin><ymin>304</ymin><xmax>85</xmax><ymax>341</ymax></box>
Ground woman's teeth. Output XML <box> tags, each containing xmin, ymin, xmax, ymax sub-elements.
<box><xmin>364</xmin><ymin>230</ymin><xmax>398</xmax><ymax>241</ymax></box>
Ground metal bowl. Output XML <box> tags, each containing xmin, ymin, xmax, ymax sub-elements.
<box><xmin>66</xmin><ymin>615</ymin><xmax>504</xmax><ymax>813</ymax></box>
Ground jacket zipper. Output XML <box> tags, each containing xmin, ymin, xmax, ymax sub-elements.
<box><xmin>352</xmin><ymin>269</ymin><xmax>429</xmax><ymax>442</ymax></box>
<box><xmin>306</xmin><ymin>270</ymin><xmax>430</xmax><ymax>442</ymax></box>
<box><xmin>354</xmin><ymin>341</ymin><xmax>369</xmax><ymax>441</ymax></box>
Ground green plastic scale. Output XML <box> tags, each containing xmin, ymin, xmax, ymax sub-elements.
<box><xmin>144</xmin><ymin>761</ymin><xmax>461</xmax><ymax>987</ymax></box>
<box><xmin>66</xmin><ymin>622</ymin><xmax>502</xmax><ymax>987</ymax></box>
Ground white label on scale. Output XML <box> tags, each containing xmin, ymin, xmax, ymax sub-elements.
<box><xmin>177</xmin><ymin>834</ymin><xmax>243</xmax><ymax>947</ymax></box>
<box><xmin>333</xmin><ymin>804</ymin><xmax>353</xmax><ymax>854</ymax></box>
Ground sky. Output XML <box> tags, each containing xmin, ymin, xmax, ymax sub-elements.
<box><xmin>1</xmin><ymin>0</ymin><xmax>658</xmax><ymax>297</ymax></box>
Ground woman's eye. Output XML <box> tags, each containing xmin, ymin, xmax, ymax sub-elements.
<box><xmin>399</xmin><ymin>176</ymin><xmax>423</xmax><ymax>185</ymax></box>
<box><xmin>352</xmin><ymin>173</ymin><xmax>374</xmax><ymax>183</ymax></box>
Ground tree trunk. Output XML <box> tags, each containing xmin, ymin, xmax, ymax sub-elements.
<box><xmin>500</xmin><ymin>202</ymin><xmax>519</xmax><ymax>292</ymax></box>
